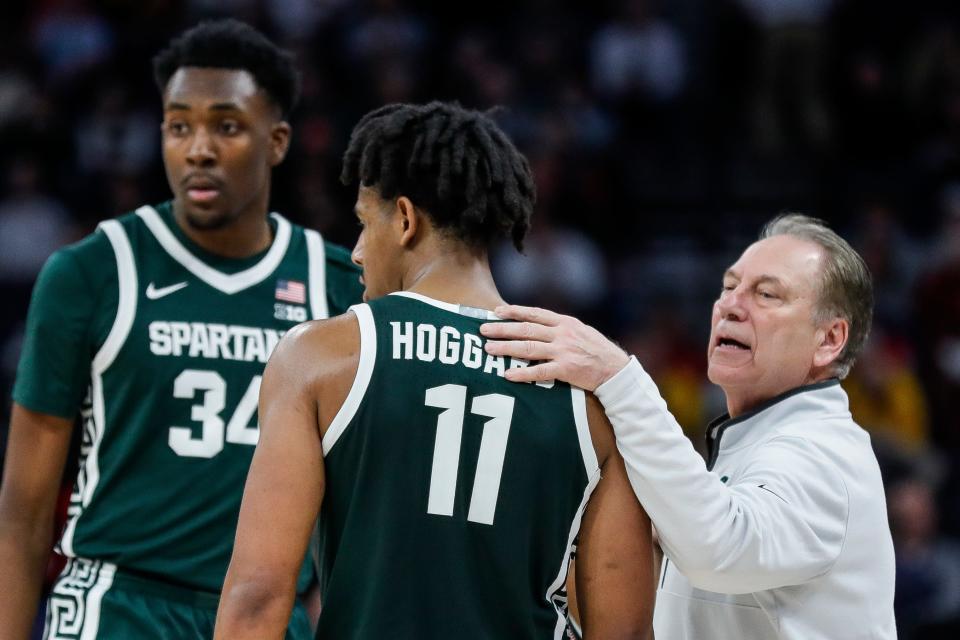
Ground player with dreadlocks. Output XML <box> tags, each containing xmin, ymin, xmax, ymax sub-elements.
<box><xmin>215</xmin><ymin>101</ymin><xmax>655</xmax><ymax>639</ymax></box>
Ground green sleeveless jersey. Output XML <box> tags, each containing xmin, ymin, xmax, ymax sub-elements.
<box><xmin>13</xmin><ymin>201</ymin><xmax>363</xmax><ymax>592</ymax></box>
<box><xmin>316</xmin><ymin>292</ymin><xmax>601</xmax><ymax>639</ymax></box>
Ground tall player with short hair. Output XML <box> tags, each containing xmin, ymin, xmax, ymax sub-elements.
<box><xmin>215</xmin><ymin>102</ymin><xmax>655</xmax><ymax>639</ymax></box>
<box><xmin>0</xmin><ymin>19</ymin><xmax>362</xmax><ymax>639</ymax></box>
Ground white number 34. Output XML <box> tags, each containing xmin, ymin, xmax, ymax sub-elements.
<box><xmin>168</xmin><ymin>369</ymin><xmax>261</xmax><ymax>458</ymax></box>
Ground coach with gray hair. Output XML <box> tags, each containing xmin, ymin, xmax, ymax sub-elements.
<box><xmin>481</xmin><ymin>214</ymin><xmax>896</xmax><ymax>639</ymax></box>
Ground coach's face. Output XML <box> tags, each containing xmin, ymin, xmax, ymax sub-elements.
<box><xmin>161</xmin><ymin>67</ymin><xmax>290</xmax><ymax>230</ymax></box>
<box><xmin>707</xmin><ymin>234</ymin><xmax>837</xmax><ymax>416</ymax></box>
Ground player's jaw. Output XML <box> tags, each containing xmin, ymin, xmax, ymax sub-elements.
<box><xmin>354</xmin><ymin>253</ymin><xmax>405</xmax><ymax>302</ymax></box>
<box><xmin>176</xmin><ymin>198</ymin><xmax>233</xmax><ymax>231</ymax></box>
<box><xmin>174</xmin><ymin>172</ymin><xmax>271</xmax><ymax>232</ymax></box>
<box><xmin>183</xmin><ymin>171</ymin><xmax>225</xmax><ymax>206</ymax></box>
<box><xmin>356</xmin><ymin>267</ymin><xmax>394</xmax><ymax>302</ymax></box>
<box><xmin>174</xmin><ymin>171</ymin><xmax>232</xmax><ymax>229</ymax></box>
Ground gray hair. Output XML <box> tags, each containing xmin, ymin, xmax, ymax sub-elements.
<box><xmin>760</xmin><ymin>213</ymin><xmax>873</xmax><ymax>379</ymax></box>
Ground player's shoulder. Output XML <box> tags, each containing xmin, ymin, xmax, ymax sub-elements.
<box><xmin>65</xmin><ymin>203</ymin><xmax>162</xmax><ymax>255</ymax></box>
<box><xmin>41</xmin><ymin>217</ymin><xmax>124</xmax><ymax>284</ymax></box>
<box><xmin>273</xmin><ymin>310</ymin><xmax>362</xmax><ymax>377</ymax></box>
<box><xmin>265</xmin><ymin>312</ymin><xmax>362</xmax><ymax>402</ymax></box>
<box><xmin>323</xmin><ymin>240</ymin><xmax>360</xmax><ymax>274</ymax></box>
<box><xmin>287</xmin><ymin>310</ymin><xmax>361</xmax><ymax>343</ymax></box>
<box><xmin>317</xmin><ymin>238</ymin><xmax>353</xmax><ymax>264</ymax></box>
<box><xmin>92</xmin><ymin>201</ymin><xmax>165</xmax><ymax>234</ymax></box>
<box><xmin>283</xmin><ymin>219</ymin><xmax>359</xmax><ymax>275</ymax></box>
<box><xmin>48</xmin><ymin>202</ymin><xmax>166</xmax><ymax>269</ymax></box>
<box><xmin>110</xmin><ymin>206</ymin><xmax>150</xmax><ymax>233</ymax></box>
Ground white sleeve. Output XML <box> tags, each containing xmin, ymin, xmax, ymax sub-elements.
<box><xmin>594</xmin><ymin>357</ymin><xmax>849</xmax><ymax>594</ymax></box>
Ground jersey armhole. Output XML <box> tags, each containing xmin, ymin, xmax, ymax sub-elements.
<box><xmin>541</xmin><ymin>389</ymin><xmax>603</xmax><ymax>635</ymax></box>
<box><xmin>570</xmin><ymin>387</ymin><xmax>600</xmax><ymax>475</ymax></box>
<box><xmin>321</xmin><ymin>304</ymin><xmax>376</xmax><ymax>455</ymax></box>
<box><xmin>60</xmin><ymin>220</ymin><xmax>137</xmax><ymax>557</ymax></box>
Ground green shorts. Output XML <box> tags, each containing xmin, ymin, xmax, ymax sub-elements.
<box><xmin>43</xmin><ymin>557</ymin><xmax>312</xmax><ymax>640</ymax></box>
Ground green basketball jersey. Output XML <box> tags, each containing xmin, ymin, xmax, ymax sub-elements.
<box><xmin>316</xmin><ymin>292</ymin><xmax>601</xmax><ymax>639</ymax></box>
<box><xmin>14</xmin><ymin>201</ymin><xmax>363</xmax><ymax>593</ymax></box>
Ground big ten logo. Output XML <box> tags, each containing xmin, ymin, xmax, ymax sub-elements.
<box><xmin>274</xmin><ymin>303</ymin><xmax>307</xmax><ymax>323</ymax></box>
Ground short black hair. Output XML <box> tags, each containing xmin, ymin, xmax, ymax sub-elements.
<box><xmin>341</xmin><ymin>102</ymin><xmax>536</xmax><ymax>251</ymax></box>
<box><xmin>152</xmin><ymin>19</ymin><xmax>300</xmax><ymax>118</ymax></box>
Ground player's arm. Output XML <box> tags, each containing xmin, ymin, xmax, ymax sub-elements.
<box><xmin>0</xmin><ymin>245</ymin><xmax>100</xmax><ymax>638</ymax></box>
<box><xmin>0</xmin><ymin>405</ymin><xmax>74</xmax><ymax>639</ymax></box>
<box><xmin>214</xmin><ymin>313</ymin><xmax>359</xmax><ymax>639</ymax></box>
<box><xmin>575</xmin><ymin>393</ymin><xmax>655</xmax><ymax>640</ymax></box>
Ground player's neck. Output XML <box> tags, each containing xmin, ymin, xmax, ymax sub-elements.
<box><xmin>403</xmin><ymin>251</ymin><xmax>505</xmax><ymax>311</ymax></box>
<box><xmin>173</xmin><ymin>201</ymin><xmax>274</xmax><ymax>259</ymax></box>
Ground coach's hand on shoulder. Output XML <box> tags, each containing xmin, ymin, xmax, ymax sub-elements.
<box><xmin>481</xmin><ymin>304</ymin><xmax>629</xmax><ymax>392</ymax></box>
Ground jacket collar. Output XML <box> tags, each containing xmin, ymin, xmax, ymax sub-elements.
<box><xmin>705</xmin><ymin>379</ymin><xmax>847</xmax><ymax>470</ymax></box>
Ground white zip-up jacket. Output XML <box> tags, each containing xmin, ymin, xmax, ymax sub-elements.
<box><xmin>594</xmin><ymin>357</ymin><xmax>896</xmax><ymax>639</ymax></box>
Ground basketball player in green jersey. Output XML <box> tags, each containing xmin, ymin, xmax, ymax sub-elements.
<box><xmin>0</xmin><ymin>19</ymin><xmax>362</xmax><ymax>639</ymax></box>
<box><xmin>215</xmin><ymin>102</ymin><xmax>655</xmax><ymax>639</ymax></box>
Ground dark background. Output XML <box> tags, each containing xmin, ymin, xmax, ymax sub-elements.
<box><xmin>2</xmin><ymin>1</ymin><xmax>960</xmax><ymax>636</ymax></box>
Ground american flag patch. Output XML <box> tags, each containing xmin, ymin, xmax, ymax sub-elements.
<box><xmin>275</xmin><ymin>279</ymin><xmax>306</xmax><ymax>304</ymax></box>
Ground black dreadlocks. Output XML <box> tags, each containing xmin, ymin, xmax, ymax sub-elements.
<box><xmin>340</xmin><ymin>102</ymin><xmax>536</xmax><ymax>251</ymax></box>
<box><xmin>152</xmin><ymin>19</ymin><xmax>301</xmax><ymax>118</ymax></box>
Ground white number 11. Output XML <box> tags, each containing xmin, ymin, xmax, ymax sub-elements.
<box><xmin>424</xmin><ymin>384</ymin><xmax>515</xmax><ymax>525</ymax></box>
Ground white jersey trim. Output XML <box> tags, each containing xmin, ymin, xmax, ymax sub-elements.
<box><xmin>548</xmin><ymin>390</ymin><xmax>599</xmax><ymax>639</ymax></box>
<box><xmin>45</xmin><ymin>558</ymin><xmax>116</xmax><ymax>640</ymax></box>
<box><xmin>547</xmin><ymin>468</ymin><xmax>602</xmax><ymax>639</ymax></box>
<box><xmin>322</xmin><ymin>304</ymin><xmax>376</xmax><ymax>455</ymax></box>
<box><xmin>304</xmin><ymin>229</ymin><xmax>330</xmax><ymax>320</ymax></box>
<box><xmin>79</xmin><ymin>561</ymin><xmax>115</xmax><ymax>640</ymax></box>
<box><xmin>61</xmin><ymin>222</ymin><xmax>137</xmax><ymax>556</ymax></box>
<box><xmin>389</xmin><ymin>291</ymin><xmax>500</xmax><ymax>319</ymax></box>
<box><xmin>92</xmin><ymin>221</ymin><xmax>139</xmax><ymax>374</ymax></box>
<box><xmin>571</xmin><ymin>387</ymin><xmax>600</xmax><ymax>476</ymax></box>
<box><xmin>135</xmin><ymin>205</ymin><xmax>291</xmax><ymax>295</ymax></box>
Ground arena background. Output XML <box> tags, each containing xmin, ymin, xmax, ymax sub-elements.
<box><xmin>1</xmin><ymin>1</ymin><xmax>959</xmax><ymax>637</ymax></box>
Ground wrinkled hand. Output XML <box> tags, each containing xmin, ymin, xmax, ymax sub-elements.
<box><xmin>480</xmin><ymin>304</ymin><xmax>630</xmax><ymax>392</ymax></box>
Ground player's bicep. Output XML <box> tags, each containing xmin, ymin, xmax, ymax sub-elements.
<box><xmin>229</xmin><ymin>332</ymin><xmax>325</xmax><ymax>588</ymax></box>
<box><xmin>576</xmin><ymin>396</ymin><xmax>654</xmax><ymax>639</ymax></box>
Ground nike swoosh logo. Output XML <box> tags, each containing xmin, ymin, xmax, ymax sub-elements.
<box><xmin>758</xmin><ymin>484</ymin><xmax>788</xmax><ymax>503</ymax></box>
<box><xmin>146</xmin><ymin>281</ymin><xmax>188</xmax><ymax>300</ymax></box>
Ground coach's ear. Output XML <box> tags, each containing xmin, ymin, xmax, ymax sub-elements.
<box><xmin>813</xmin><ymin>316</ymin><xmax>848</xmax><ymax>370</ymax></box>
<box><xmin>395</xmin><ymin>196</ymin><xmax>421</xmax><ymax>248</ymax></box>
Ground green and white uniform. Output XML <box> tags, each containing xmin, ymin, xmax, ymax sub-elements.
<box><xmin>13</xmin><ymin>202</ymin><xmax>362</xmax><ymax>639</ymax></box>
<box><xmin>316</xmin><ymin>292</ymin><xmax>601</xmax><ymax>639</ymax></box>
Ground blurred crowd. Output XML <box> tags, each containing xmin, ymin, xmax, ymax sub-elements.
<box><xmin>1</xmin><ymin>0</ymin><xmax>959</xmax><ymax>636</ymax></box>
